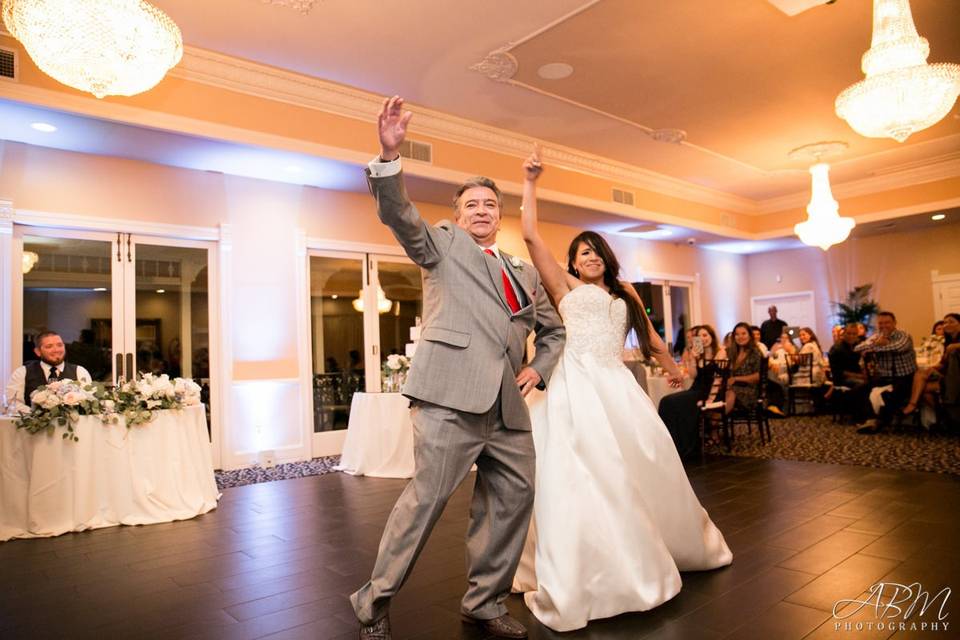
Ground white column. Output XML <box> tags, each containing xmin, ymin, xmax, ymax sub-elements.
<box><xmin>0</xmin><ymin>200</ymin><xmax>14</xmax><ymax>391</ymax></box>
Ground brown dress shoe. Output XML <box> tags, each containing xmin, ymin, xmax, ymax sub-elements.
<box><xmin>461</xmin><ymin>613</ymin><xmax>527</xmax><ymax>638</ymax></box>
<box><xmin>359</xmin><ymin>616</ymin><xmax>391</xmax><ymax>640</ymax></box>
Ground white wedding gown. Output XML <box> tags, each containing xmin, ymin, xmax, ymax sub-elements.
<box><xmin>513</xmin><ymin>284</ymin><xmax>733</xmax><ymax>631</ymax></box>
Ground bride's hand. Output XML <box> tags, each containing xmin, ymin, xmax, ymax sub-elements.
<box><xmin>523</xmin><ymin>144</ymin><xmax>543</xmax><ymax>181</ymax></box>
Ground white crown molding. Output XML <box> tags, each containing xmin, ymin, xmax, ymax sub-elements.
<box><xmin>757</xmin><ymin>154</ymin><xmax>960</xmax><ymax>213</ymax></box>
<box><xmin>170</xmin><ymin>47</ymin><xmax>757</xmax><ymax>214</ymax></box>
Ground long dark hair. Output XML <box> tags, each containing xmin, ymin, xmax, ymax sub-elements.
<box><xmin>698</xmin><ymin>324</ymin><xmax>720</xmax><ymax>359</ymax></box>
<box><xmin>566</xmin><ymin>231</ymin><xmax>659</xmax><ymax>358</ymax></box>
<box><xmin>728</xmin><ymin>321</ymin><xmax>757</xmax><ymax>363</ymax></box>
<box><xmin>799</xmin><ymin>326</ymin><xmax>821</xmax><ymax>351</ymax></box>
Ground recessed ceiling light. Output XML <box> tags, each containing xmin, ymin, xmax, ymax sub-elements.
<box><xmin>931</xmin><ymin>213</ymin><xmax>946</xmax><ymax>221</ymax></box>
<box><xmin>93</xmin><ymin>287</ymin><xmax>107</xmax><ymax>292</ymax></box>
<box><xmin>331</xmin><ymin>294</ymin><xmax>338</xmax><ymax>299</ymax></box>
<box><xmin>537</xmin><ymin>62</ymin><xmax>574</xmax><ymax>80</ymax></box>
<box><xmin>156</xmin><ymin>289</ymin><xmax>165</xmax><ymax>293</ymax></box>
<box><xmin>30</xmin><ymin>122</ymin><xmax>57</xmax><ymax>133</ymax></box>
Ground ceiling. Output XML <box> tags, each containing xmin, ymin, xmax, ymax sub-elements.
<box><xmin>2</xmin><ymin>0</ymin><xmax>958</xmax><ymax>253</ymax></box>
<box><xmin>146</xmin><ymin>0</ymin><xmax>960</xmax><ymax>201</ymax></box>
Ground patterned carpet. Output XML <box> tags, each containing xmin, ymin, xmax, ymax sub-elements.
<box><xmin>215</xmin><ymin>455</ymin><xmax>341</xmax><ymax>489</ymax></box>
<box><xmin>704</xmin><ymin>414</ymin><xmax>960</xmax><ymax>475</ymax></box>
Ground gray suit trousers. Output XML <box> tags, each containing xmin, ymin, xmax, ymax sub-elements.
<box><xmin>350</xmin><ymin>398</ymin><xmax>536</xmax><ymax>624</ymax></box>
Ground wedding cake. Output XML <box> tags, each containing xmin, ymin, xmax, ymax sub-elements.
<box><xmin>405</xmin><ymin>318</ymin><xmax>421</xmax><ymax>358</ymax></box>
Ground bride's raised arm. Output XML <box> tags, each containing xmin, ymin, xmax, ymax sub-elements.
<box><xmin>521</xmin><ymin>146</ymin><xmax>579</xmax><ymax>303</ymax></box>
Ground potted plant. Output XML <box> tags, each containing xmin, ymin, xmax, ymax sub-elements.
<box><xmin>833</xmin><ymin>284</ymin><xmax>880</xmax><ymax>328</ymax></box>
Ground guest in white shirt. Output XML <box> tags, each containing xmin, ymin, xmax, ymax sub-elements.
<box><xmin>750</xmin><ymin>326</ymin><xmax>769</xmax><ymax>357</ymax></box>
<box><xmin>5</xmin><ymin>331</ymin><xmax>92</xmax><ymax>410</ymax></box>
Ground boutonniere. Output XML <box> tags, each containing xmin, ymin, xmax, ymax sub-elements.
<box><xmin>510</xmin><ymin>256</ymin><xmax>523</xmax><ymax>271</ymax></box>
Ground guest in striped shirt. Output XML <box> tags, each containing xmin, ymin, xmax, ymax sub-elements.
<box><xmin>854</xmin><ymin>311</ymin><xmax>916</xmax><ymax>433</ymax></box>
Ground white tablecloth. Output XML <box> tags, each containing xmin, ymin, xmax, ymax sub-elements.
<box><xmin>644</xmin><ymin>372</ymin><xmax>693</xmax><ymax>409</ymax></box>
<box><xmin>0</xmin><ymin>405</ymin><xmax>219</xmax><ymax>542</ymax></box>
<box><xmin>336</xmin><ymin>393</ymin><xmax>415</xmax><ymax>478</ymax></box>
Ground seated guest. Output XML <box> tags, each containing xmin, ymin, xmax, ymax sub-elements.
<box><xmin>750</xmin><ymin>326</ymin><xmax>769</xmax><ymax>356</ymax></box>
<box><xmin>917</xmin><ymin>320</ymin><xmax>946</xmax><ymax>366</ymax></box>
<box><xmin>765</xmin><ymin>332</ymin><xmax>799</xmax><ymax>416</ymax></box>
<box><xmin>828</xmin><ymin>324</ymin><xmax>870</xmax><ymax>422</ymax></box>
<box><xmin>854</xmin><ymin>311</ymin><xmax>917</xmax><ymax>433</ymax></box>
<box><xmin>797</xmin><ymin>327</ymin><xmax>827</xmax><ymax>385</ymax></box>
<box><xmin>660</xmin><ymin>324</ymin><xmax>723</xmax><ymax>459</ymax></box>
<box><xmin>725</xmin><ymin>322</ymin><xmax>762</xmax><ymax>415</ymax></box>
<box><xmin>829</xmin><ymin>324</ymin><xmax>866</xmax><ymax>386</ymax></box>
<box><xmin>5</xmin><ymin>331</ymin><xmax>92</xmax><ymax>410</ymax></box>
<box><xmin>903</xmin><ymin>313</ymin><xmax>960</xmax><ymax>416</ymax></box>
<box><xmin>679</xmin><ymin>325</ymin><xmax>701</xmax><ymax>376</ymax></box>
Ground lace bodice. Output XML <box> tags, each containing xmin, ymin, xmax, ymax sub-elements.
<box><xmin>558</xmin><ymin>285</ymin><xmax>628</xmax><ymax>365</ymax></box>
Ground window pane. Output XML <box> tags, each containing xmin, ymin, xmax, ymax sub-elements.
<box><xmin>377</xmin><ymin>261</ymin><xmax>423</xmax><ymax>364</ymax></box>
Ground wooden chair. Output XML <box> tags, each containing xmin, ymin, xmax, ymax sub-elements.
<box><xmin>725</xmin><ymin>356</ymin><xmax>771</xmax><ymax>445</ymax></box>
<box><xmin>699</xmin><ymin>358</ymin><xmax>731</xmax><ymax>458</ymax></box>
<box><xmin>785</xmin><ymin>352</ymin><xmax>817</xmax><ymax>415</ymax></box>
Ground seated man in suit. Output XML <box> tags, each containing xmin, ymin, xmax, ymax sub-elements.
<box><xmin>5</xmin><ymin>331</ymin><xmax>92</xmax><ymax>410</ymax></box>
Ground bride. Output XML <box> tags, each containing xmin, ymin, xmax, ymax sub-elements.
<box><xmin>512</xmin><ymin>147</ymin><xmax>733</xmax><ymax>632</ymax></box>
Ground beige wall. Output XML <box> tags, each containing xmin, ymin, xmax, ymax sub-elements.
<box><xmin>746</xmin><ymin>222</ymin><xmax>960</xmax><ymax>342</ymax></box>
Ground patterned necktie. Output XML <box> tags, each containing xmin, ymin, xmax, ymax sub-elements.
<box><xmin>48</xmin><ymin>367</ymin><xmax>60</xmax><ymax>382</ymax></box>
<box><xmin>484</xmin><ymin>249</ymin><xmax>521</xmax><ymax>313</ymax></box>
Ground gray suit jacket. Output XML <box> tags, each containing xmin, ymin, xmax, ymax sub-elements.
<box><xmin>368</xmin><ymin>170</ymin><xmax>565</xmax><ymax>430</ymax></box>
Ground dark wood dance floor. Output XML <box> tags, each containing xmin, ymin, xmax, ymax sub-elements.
<box><xmin>2</xmin><ymin>456</ymin><xmax>959</xmax><ymax>639</ymax></box>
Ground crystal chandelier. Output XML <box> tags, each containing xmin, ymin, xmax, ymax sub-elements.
<box><xmin>1</xmin><ymin>0</ymin><xmax>183</xmax><ymax>99</ymax></box>
<box><xmin>352</xmin><ymin>287</ymin><xmax>393</xmax><ymax>314</ymax></box>
<box><xmin>794</xmin><ymin>163</ymin><xmax>855</xmax><ymax>251</ymax></box>
<box><xmin>21</xmin><ymin>250</ymin><xmax>39</xmax><ymax>274</ymax></box>
<box><xmin>835</xmin><ymin>0</ymin><xmax>960</xmax><ymax>143</ymax></box>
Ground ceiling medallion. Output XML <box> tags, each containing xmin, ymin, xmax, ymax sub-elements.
<box><xmin>469</xmin><ymin>47</ymin><xmax>518</xmax><ymax>82</ymax></box>
<box><xmin>649</xmin><ymin>128</ymin><xmax>687</xmax><ymax>144</ymax></box>
<box><xmin>259</xmin><ymin>0</ymin><xmax>318</xmax><ymax>14</ymax></box>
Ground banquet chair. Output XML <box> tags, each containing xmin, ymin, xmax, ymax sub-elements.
<box><xmin>314</xmin><ymin>373</ymin><xmax>343</xmax><ymax>431</ymax></box>
<box><xmin>786</xmin><ymin>352</ymin><xmax>817</xmax><ymax>415</ymax></box>
<box><xmin>725</xmin><ymin>356</ymin><xmax>771</xmax><ymax>445</ymax></box>
<box><xmin>699</xmin><ymin>358</ymin><xmax>731</xmax><ymax>459</ymax></box>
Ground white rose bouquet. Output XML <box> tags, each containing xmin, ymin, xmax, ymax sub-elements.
<box><xmin>16</xmin><ymin>380</ymin><xmax>115</xmax><ymax>441</ymax></box>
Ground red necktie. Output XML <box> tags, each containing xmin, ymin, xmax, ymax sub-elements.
<box><xmin>484</xmin><ymin>249</ymin><xmax>521</xmax><ymax>313</ymax></box>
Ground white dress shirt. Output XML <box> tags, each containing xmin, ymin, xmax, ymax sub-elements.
<box><xmin>5</xmin><ymin>361</ymin><xmax>92</xmax><ymax>409</ymax></box>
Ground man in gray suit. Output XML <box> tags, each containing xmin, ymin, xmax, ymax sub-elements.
<box><xmin>352</xmin><ymin>96</ymin><xmax>565</xmax><ymax>640</ymax></box>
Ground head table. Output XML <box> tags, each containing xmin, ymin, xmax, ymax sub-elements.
<box><xmin>0</xmin><ymin>405</ymin><xmax>220</xmax><ymax>542</ymax></box>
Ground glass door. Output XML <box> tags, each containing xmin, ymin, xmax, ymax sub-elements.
<box><xmin>630</xmin><ymin>278</ymin><xmax>695</xmax><ymax>356</ymax></box>
<box><xmin>14</xmin><ymin>228</ymin><xmax>219</xmax><ymax>450</ymax></box>
<box><xmin>126</xmin><ymin>238</ymin><xmax>214</xmax><ymax>431</ymax></box>
<box><xmin>371</xmin><ymin>255</ymin><xmax>423</xmax><ymax>390</ymax></box>
<box><xmin>306</xmin><ymin>251</ymin><xmax>422</xmax><ymax>436</ymax></box>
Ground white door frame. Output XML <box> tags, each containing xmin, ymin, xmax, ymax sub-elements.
<box><xmin>634</xmin><ymin>271</ymin><xmax>701</xmax><ymax>351</ymax></box>
<box><xmin>932</xmin><ymin>270</ymin><xmax>960</xmax><ymax>319</ymax></box>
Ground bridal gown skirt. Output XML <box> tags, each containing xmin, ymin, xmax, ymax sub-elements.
<box><xmin>513</xmin><ymin>350</ymin><xmax>733</xmax><ymax>632</ymax></box>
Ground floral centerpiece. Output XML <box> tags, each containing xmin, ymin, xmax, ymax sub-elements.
<box><xmin>917</xmin><ymin>334</ymin><xmax>944</xmax><ymax>365</ymax></box>
<box><xmin>382</xmin><ymin>354</ymin><xmax>411</xmax><ymax>392</ymax></box>
<box><xmin>116</xmin><ymin>373</ymin><xmax>202</xmax><ymax>426</ymax></box>
<box><xmin>15</xmin><ymin>380</ymin><xmax>117</xmax><ymax>441</ymax></box>
<box><xmin>15</xmin><ymin>373</ymin><xmax>202</xmax><ymax>440</ymax></box>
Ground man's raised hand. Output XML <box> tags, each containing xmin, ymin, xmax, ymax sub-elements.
<box><xmin>378</xmin><ymin>95</ymin><xmax>413</xmax><ymax>162</ymax></box>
